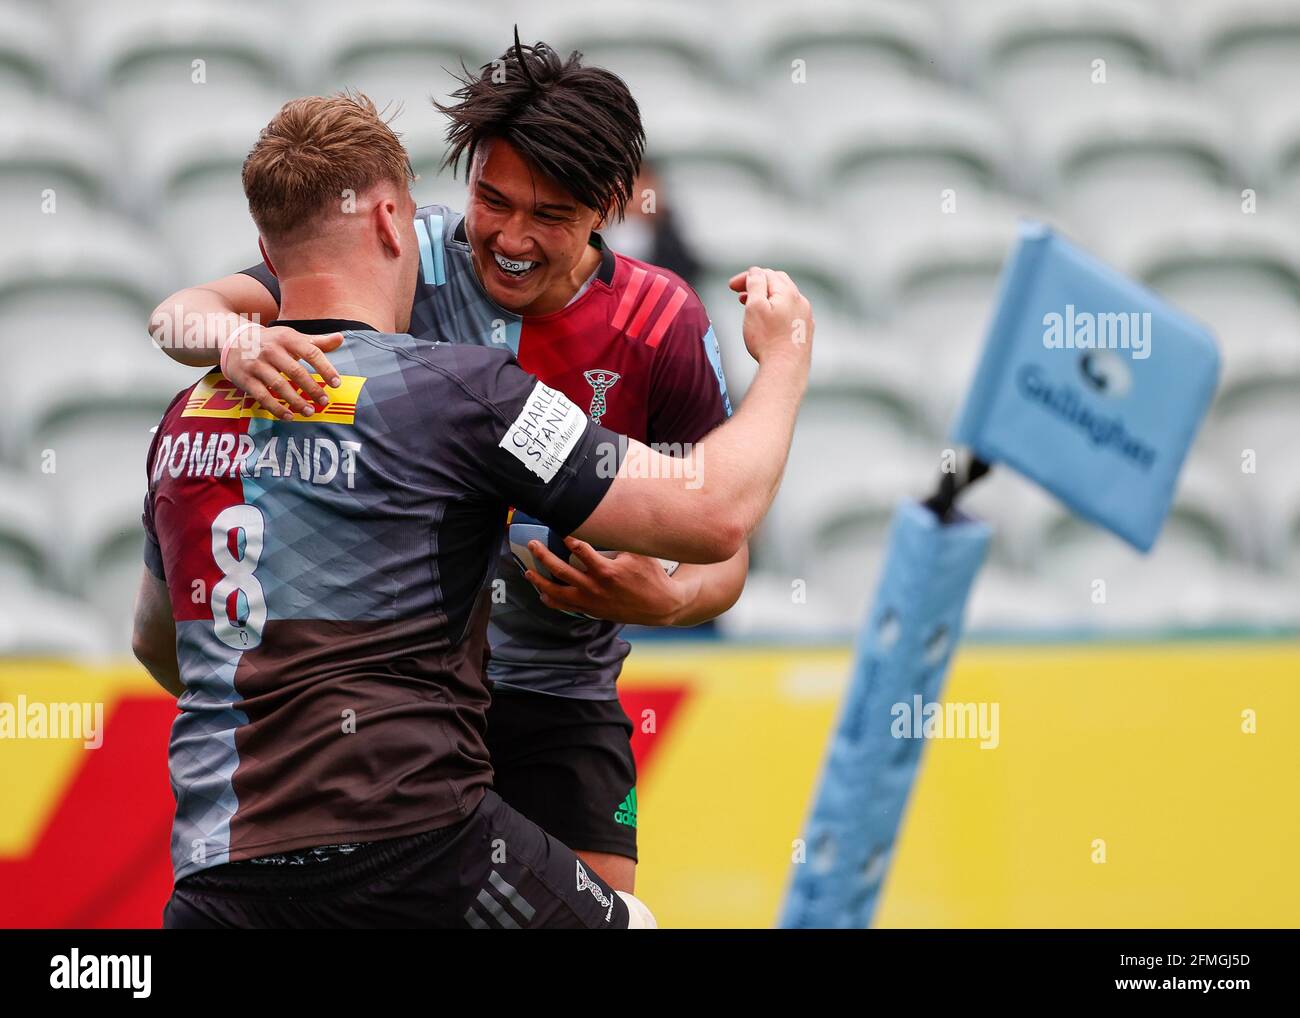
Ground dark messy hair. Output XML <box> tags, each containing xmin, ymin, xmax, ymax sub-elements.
<box><xmin>436</xmin><ymin>31</ymin><xmax>645</xmax><ymax>222</ymax></box>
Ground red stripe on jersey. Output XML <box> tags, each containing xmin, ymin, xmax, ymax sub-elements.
<box><xmin>626</xmin><ymin>274</ymin><xmax>669</xmax><ymax>339</ymax></box>
<box><xmin>610</xmin><ymin>266</ymin><xmax>648</xmax><ymax>330</ymax></box>
<box><xmin>644</xmin><ymin>286</ymin><xmax>689</xmax><ymax>348</ymax></box>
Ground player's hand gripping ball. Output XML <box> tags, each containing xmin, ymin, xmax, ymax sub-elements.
<box><xmin>507</xmin><ymin>511</ymin><xmax>677</xmax><ymax>620</ymax></box>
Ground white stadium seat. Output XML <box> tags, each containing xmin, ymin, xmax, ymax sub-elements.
<box><xmin>768</xmin><ymin>409</ymin><xmax>937</xmax><ymax>578</ymax></box>
<box><xmin>128</xmin><ymin>113</ymin><xmax>266</xmax><ymax>281</ymax></box>
<box><xmin>0</xmin><ymin>213</ymin><xmax>193</xmax><ymax>459</ymax></box>
<box><xmin>1022</xmin><ymin>455</ymin><xmax>1280</xmax><ymax>629</ymax></box>
<box><xmin>0</xmin><ymin>0</ymin><xmax>1295</xmax><ymax>641</ymax></box>
<box><xmin>1030</xmin><ymin>84</ymin><xmax>1241</xmax><ymax>236</ymax></box>
<box><xmin>952</xmin><ymin>466</ymin><xmax>1062</xmax><ymax>572</ymax></box>
<box><xmin>404</xmin><ymin>126</ymin><xmax>455</xmax><ymax>202</ymax></box>
<box><xmin>641</xmin><ymin>91</ymin><xmax>795</xmax><ymax>215</ymax></box>
<box><xmin>540</xmin><ymin>1</ymin><xmax>729</xmax><ymax>104</ymax></box>
<box><xmin>309</xmin><ymin>4</ymin><xmax>501</xmax><ymax>137</ymax></box>
<box><xmin>0</xmin><ymin>0</ymin><xmax>63</xmax><ymax>102</ymax></box>
<box><xmin>0</xmin><ymin>589</ymin><xmax>111</xmax><ymax>659</ymax></box>
<box><xmin>1279</xmin><ymin>489</ymin><xmax>1300</xmax><ymax>579</ymax></box>
<box><xmin>59</xmin><ymin>483</ymin><xmax>153</xmax><ymax>656</ymax></box>
<box><xmin>1247</xmin><ymin>103</ymin><xmax>1300</xmax><ymax>213</ymax></box>
<box><xmin>1223</xmin><ymin>436</ymin><xmax>1300</xmax><ymax>573</ymax></box>
<box><xmin>963</xmin><ymin>0</ymin><xmax>1174</xmax><ymax>109</ymax></box>
<box><xmin>747</xmin><ymin>480</ymin><xmax>910</xmax><ymax>636</ymax></box>
<box><xmin>1208</xmin><ymin>376</ymin><xmax>1300</xmax><ymax>518</ymax></box>
<box><xmin>21</xmin><ymin>393</ymin><xmax>174</xmax><ymax>600</ymax></box>
<box><xmin>76</xmin><ymin>2</ymin><xmax>291</xmax><ymax>153</ymax></box>
<box><xmin>707</xmin><ymin>310</ymin><xmax>909</xmax><ymax>407</ymax></box>
<box><xmin>1192</xmin><ymin>0</ymin><xmax>1300</xmax><ymax>106</ymax></box>
<box><xmin>867</xmin><ymin>199</ymin><xmax>1043</xmax><ymax>383</ymax></box>
<box><xmin>742</xmin><ymin>0</ymin><xmax>948</xmax><ymax>97</ymax></box>
<box><xmin>687</xmin><ymin>206</ymin><xmax>860</xmax><ymax>318</ymax></box>
<box><xmin>814</xmin><ymin>82</ymin><xmax>1013</xmax><ymax>222</ymax></box>
<box><xmin>0</xmin><ymin>468</ymin><xmax>57</xmax><ymax>593</ymax></box>
<box><xmin>966</xmin><ymin>564</ymin><xmax>1082</xmax><ymax>632</ymax></box>
<box><xmin>0</xmin><ymin>102</ymin><xmax>118</xmax><ymax>224</ymax></box>
<box><xmin>1115</xmin><ymin>211</ymin><xmax>1300</xmax><ymax>390</ymax></box>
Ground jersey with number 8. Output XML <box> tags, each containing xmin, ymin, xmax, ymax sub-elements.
<box><xmin>210</xmin><ymin>504</ymin><xmax>266</xmax><ymax>649</ymax></box>
<box><xmin>141</xmin><ymin>327</ymin><xmax>621</xmax><ymax>881</ymax></box>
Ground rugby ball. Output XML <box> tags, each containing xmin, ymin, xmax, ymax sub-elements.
<box><xmin>506</xmin><ymin>511</ymin><xmax>678</xmax><ymax>619</ymax></box>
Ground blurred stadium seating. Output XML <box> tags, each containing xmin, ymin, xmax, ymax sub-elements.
<box><xmin>2</xmin><ymin>0</ymin><xmax>1297</xmax><ymax>656</ymax></box>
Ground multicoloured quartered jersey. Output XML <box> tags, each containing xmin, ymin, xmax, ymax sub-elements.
<box><xmin>242</xmin><ymin>205</ymin><xmax>731</xmax><ymax>700</ymax></box>
<box><xmin>142</xmin><ymin>320</ymin><xmax>620</xmax><ymax>879</ymax></box>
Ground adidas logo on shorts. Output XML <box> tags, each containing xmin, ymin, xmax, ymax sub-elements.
<box><xmin>614</xmin><ymin>787</ymin><xmax>637</xmax><ymax>828</ymax></box>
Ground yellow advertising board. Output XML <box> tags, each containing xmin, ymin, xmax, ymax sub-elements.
<box><xmin>621</xmin><ymin>641</ymin><xmax>1300</xmax><ymax>928</ymax></box>
<box><xmin>1</xmin><ymin>641</ymin><xmax>1297</xmax><ymax>928</ymax></box>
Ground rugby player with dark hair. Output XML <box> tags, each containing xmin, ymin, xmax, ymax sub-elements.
<box><xmin>147</xmin><ymin>38</ymin><xmax>775</xmax><ymax>894</ymax></box>
<box><xmin>134</xmin><ymin>91</ymin><xmax>812</xmax><ymax>928</ymax></box>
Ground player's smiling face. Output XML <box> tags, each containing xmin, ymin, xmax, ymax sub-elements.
<box><xmin>465</xmin><ymin>139</ymin><xmax>605</xmax><ymax>316</ymax></box>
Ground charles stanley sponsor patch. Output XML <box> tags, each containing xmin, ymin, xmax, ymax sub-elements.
<box><xmin>499</xmin><ymin>382</ymin><xmax>587</xmax><ymax>483</ymax></box>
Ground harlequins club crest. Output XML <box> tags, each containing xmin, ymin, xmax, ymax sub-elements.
<box><xmin>583</xmin><ymin>369</ymin><xmax>620</xmax><ymax>424</ymax></box>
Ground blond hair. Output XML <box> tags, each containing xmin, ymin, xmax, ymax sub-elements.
<box><xmin>242</xmin><ymin>92</ymin><xmax>414</xmax><ymax>242</ymax></box>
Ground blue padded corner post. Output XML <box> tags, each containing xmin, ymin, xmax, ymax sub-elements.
<box><xmin>779</xmin><ymin>498</ymin><xmax>991</xmax><ymax>929</ymax></box>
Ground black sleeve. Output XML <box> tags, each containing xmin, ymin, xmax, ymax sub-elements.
<box><xmin>239</xmin><ymin>262</ymin><xmax>281</xmax><ymax>305</ymax></box>
<box><xmin>442</xmin><ymin>350</ymin><xmax>626</xmax><ymax>535</ymax></box>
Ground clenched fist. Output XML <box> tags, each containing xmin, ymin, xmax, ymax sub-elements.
<box><xmin>728</xmin><ymin>266</ymin><xmax>814</xmax><ymax>369</ymax></box>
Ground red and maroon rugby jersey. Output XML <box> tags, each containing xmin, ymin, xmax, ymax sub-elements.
<box><xmin>241</xmin><ymin>204</ymin><xmax>733</xmax><ymax>700</ymax></box>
